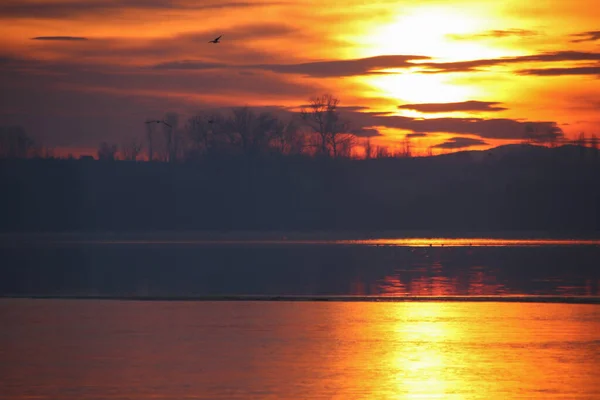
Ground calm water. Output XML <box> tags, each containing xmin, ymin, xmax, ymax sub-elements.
<box><xmin>1</xmin><ymin>299</ymin><xmax>599</xmax><ymax>399</ymax></box>
<box><xmin>1</xmin><ymin>235</ymin><xmax>599</xmax><ymax>298</ymax></box>
<box><xmin>1</xmin><ymin>236</ymin><xmax>600</xmax><ymax>398</ymax></box>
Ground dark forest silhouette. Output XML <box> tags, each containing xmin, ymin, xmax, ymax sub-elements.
<box><xmin>1</xmin><ymin>95</ymin><xmax>600</xmax><ymax>233</ymax></box>
<box><xmin>1</xmin><ymin>144</ymin><xmax>599</xmax><ymax>232</ymax></box>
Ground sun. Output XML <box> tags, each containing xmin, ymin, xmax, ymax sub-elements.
<box><xmin>345</xmin><ymin>6</ymin><xmax>520</xmax><ymax>107</ymax></box>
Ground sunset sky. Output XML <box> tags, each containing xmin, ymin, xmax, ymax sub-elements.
<box><xmin>1</xmin><ymin>0</ymin><xmax>599</xmax><ymax>156</ymax></box>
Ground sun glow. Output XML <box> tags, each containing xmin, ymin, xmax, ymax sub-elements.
<box><xmin>349</xmin><ymin>6</ymin><xmax>520</xmax><ymax>106</ymax></box>
<box><xmin>356</xmin><ymin>6</ymin><xmax>512</xmax><ymax>61</ymax></box>
<box><xmin>358</xmin><ymin>71</ymin><xmax>480</xmax><ymax>105</ymax></box>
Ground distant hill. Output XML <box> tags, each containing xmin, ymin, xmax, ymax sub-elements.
<box><xmin>436</xmin><ymin>143</ymin><xmax>599</xmax><ymax>163</ymax></box>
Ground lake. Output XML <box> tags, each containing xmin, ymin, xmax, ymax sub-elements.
<box><xmin>1</xmin><ymin>234</ymin><xmax>599</xmax><ymax>398</ymax></box>
<box><xmin>1</xmin><ymin>299</ymin><xmax>599</xmax><ymax>399</ymax></box>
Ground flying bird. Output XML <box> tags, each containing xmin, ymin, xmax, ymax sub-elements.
<box><xmin>145</xmin><ymin>120</ymin><xmax>172</xmax><ymax>128</ymax></box>
<box><xmin>208</xmin><ymin>35</ymin><xmax>223</xmax><ymax>44</ymax></box>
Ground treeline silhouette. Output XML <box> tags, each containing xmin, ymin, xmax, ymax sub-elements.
<box><xmin>1</xmin><ymin>143</ymin><xmax>599</xmax><ymax>233</ymax></box>
<box><xmin>1</xmin><ymin>94</ymin><xmax>600</xmax><ymax>233</ymax></box>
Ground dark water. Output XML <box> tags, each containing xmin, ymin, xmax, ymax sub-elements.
<box><xmin>1</xmin><ymin>235</ymin><xmax>599</xmax><ymax>298</ymax></box>
<box><xmin>1</xmin><ymin>299</ymin><xmax>599</xmax><ymax>399</ymax></box>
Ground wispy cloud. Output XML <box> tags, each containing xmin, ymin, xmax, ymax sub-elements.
<box><xmin>421</xmin><ymin>51</ymin><xmax>600</xmax><ymax>73</ymax></box>
<box><xmin>31</xmin><ymin>36</ymin><xmax>88</xmax><ymax>41</ymax></box>
<box><xmin>433</xmin><ymin>137</ymin><xmax>488</xmax><ymax>149</ymax></box>
<box><xmin>350</xmin><ymin>128</ymin><xmax>381</xmax><ymax>137</ymax></box>
<box><xmin>518</xmin><ymin>65</ymin><xmax>600</xmax><ymax>76</ymax></box>
<box><xmin>151</xmin><ymin>61</ymin><xmax>227</xmax><ymax>70</ymax></box>
<box><xmin>448</xmin><ymin>29</ymin><xmax>538</xmax><ymax>40</ymax></box>
<box><xmin>0</xmin><ymin>0</ymin><xmax>284</xmax><ymax>18</ymax></box>
<box><xmin>247</xmin><ymin>55</ymin><xmax>430</xmax><ymax>77</ymax></box>
<box><xmin>398</xmin><ymin>101</ymin><xmax>507</xmax><ymax>113</ymax></box>
<box><xmin>348</xmin><ymin>112</ymin><xmax>565</xmax><ymax>141</ymax></box>
<box><xmin>406</xmin><ymin>132</ymin><xmax>428</xmax><ymax>139</ymax></box>
<box><xmin>570</xmin><ymin>31</ymin><xmax>600</xmax><ymax>43</ymax></box>
<box><xmin>153</xmin><ymin>54</ymin><xmax>430</xmax><ymax>76</ymax></box>
<box><xmin>153</xmin><ymin>50</ymin><xmax>600</xmax><ymax>77</ymax></box>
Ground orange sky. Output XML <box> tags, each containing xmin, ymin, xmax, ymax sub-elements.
<box><xmin>1</xmin><ymin>0</ymin><xmax>600</xmax><ymax>155</ymax></box>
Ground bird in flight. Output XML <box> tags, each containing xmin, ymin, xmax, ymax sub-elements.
<box><xmin>208</xmin><ymin>35</ymin><xmax>223</xmax><ymax>44</ymax></box>
<box><xmin>145</xmin><ymin>120</ymin><xmax>172</xmax><ymax>128</ymax></box>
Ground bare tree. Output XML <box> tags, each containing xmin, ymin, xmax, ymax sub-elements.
<box><xmin>363</xmin><ymin>138</ymin><xmax>373</xmax><ymax>159</ymax></box>
<box><xmin>186</xmin><ymin>111</ymin><xmax>229</xmax><ymax>159</ymax></box>
<box><xmin>400</xmin><ymin>136</ymin><xmax>412</xmax><ymax>158</ymax></box>
<box><xmin>270</xmin><ymin>118</ymin><xmax>307</xmax><ymax>155</ymax></box>
<box><xmin>375</xmin><ymin>146</ymin><xmax>390</xmax><ymax>159</ymax></box>
<box><xmin>225</xmin><ymin>107</ymin><xmax>277</xmax><ymax>156</ymax></box>
<box><xmin>524</xmin><ymin>123</ymin><xmax>564</xmax><ymax>147</ymax></box>
<box><xmin>145</xmin><ymin>119</ymin><xmax>156</xmax><ymax>161</ymax></box>
<box><xmin>336</xmin><ymin>134</ymin><xmax>356</xmax><ymax>158</ymax></box>
<box><xmin>576</xmin><ymin>132</ymin><xmax>587</xmax><ymax>159</ymax></box>
<box><xmin>427</xmin><ymin>146</ymin><xmax>434</xmax><ymax>157</ymax></box>
<box><xmin>0</xmin><ymin>126</ymin><xmax>34</xmax><ymax>159</ymax></box>
<box><xmin>163</xmin><ymin>112</ymin><xmax>179</xmax><ymax>162</ymax></box>
<box><xmin>301</xmin><ymin>94</ymin><xmax>347</xmax><ymax>157</ymax></box>
<box><xmin>590</xmin><ymin>134</ymin><xmax>598</xmax><ymax>155</ymax></box>
<box><xmin>122</xmin><ymin>138</ymin><xmax>143</xmax><ymax>161</ymax></box>
<box><xmin>187</xmin><ymin>114</ymin><xmax>211</xmax><ymax>157</ymax></box>
<box><xmin>97</xmin><ymin>142</ymin><xmax>117</xmax><ymax>160</ymax></box>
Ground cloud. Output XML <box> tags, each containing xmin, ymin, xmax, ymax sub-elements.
<box><xmin>398</xmin><ymin>101</ymin><xmax>507</xmax><ymax>113</ymax></box>
<box><xmin>350</xmin><ymin>128</ymin><xmax>382</xmax><ymax>137</ymax></box>
<box><xmin>345</xmin><ymin>111</ymin><xmax>565</xmax><ymax>141</ymax></box>
<box><xmin>570</xmin><ymin>31</ymin><xmax>600</xmax><ymax>43</ymax></box>
<box><xmin>448</xmin><ymin>29</ymin><xmax>538</xmax><ymax>40</ymax></box>
<box><xmin>518</xmin><ymin>65</ymin><xmax>600</xmax><ymax>76</ymax></box>
<box><xmin>432</xmin><ymin>137</ymin><xmax>488</xmax><ymax>149</ymax></box>
<box><xmin>151</xmin><ymin>61</ymin><xmax>227</xmax><ymax>70</ymax></box>
<box><xmin>21</xmin><ymin>22</ymin><xmax>306</xmax><ymax>68</ymax></box>
<box><xmin>405</xmin><ymin>133</ymin><xmax>427</xmax><ymax>139</ymax></box>
<box><xmin>0</xmin><ymin>0</ymin><xmax>283</xmax><ymax>18</ymax></box>
<box><xmin>151</xmin><ymin>50</ymin><xmax>600</xmax><ymax>78</ymax></box>
<box><xmin>0</xmin><ymin>56</ymin><xmax>320</xmax><ymax>114</ymax></box>
<box><xmin>249</xmin><ymin>55</ymin><xmax>430</xmax><ymax>77</ymax></box>
<box><xmin>421</xmin><ymin>51</ymin><xmax>600</xmax><ymax>73</ymax></box>
<box><xmin>31</xmin><ymin>36</ymin><xmax>88</xmax><ymax>41</ymax></box>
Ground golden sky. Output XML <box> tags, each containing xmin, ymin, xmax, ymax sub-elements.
<box><xmin>1</xmin><ymin>0</ymin><xmax>599</xmax><ymax>154</ymax></box>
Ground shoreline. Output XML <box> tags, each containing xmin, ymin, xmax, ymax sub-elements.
<box><xmin>2</xmin><ymin>230</ymin><xmax>600</xmax><ymax>239</ymax></box>
<box><xmin>2</xmin><ymin>294</ymin><xmax>600</xmax><ymax>304</ymax></box>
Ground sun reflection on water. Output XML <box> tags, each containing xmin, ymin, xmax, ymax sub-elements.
<box><xmin>339</xmin><ymin>238</ymin><xmax>600</xmax><ymax>247</ymax></box>
<box><xmin>392</xmin><ymin>304</ymin><xmax>454</xmax><ymax>399</ymax></box>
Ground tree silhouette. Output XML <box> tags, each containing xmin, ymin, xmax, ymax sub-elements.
<box><xmin>363</xmin><ymin>138</ymin><xmax>373</xmax><ymax>160</ymax></box>
<box><xmin>145</xmin><ymin>119</ymin><xmax>156</xmax><ymax>161</ymax></box>
<box><xmin>163</xmin><ymin>112</ymin><xmax>179</xmax><ymax>162</ymax></box>
<box><xmin>97</xmin><ymin>142</ymin><xmax>117</xmax><ymax>160</ymax></box>
<box><xmin>226</xmin><ymin>107</ymin><xmax>278</xmax><ymax>156</ymax></box>
<box><xmin>524</xmin><ymin>123</ymin><xmax>564</xmax><ymax>147</ymax></box>
<box><xmin>0</xmin><ymin>126</ymin><xmax>34</xmax><ymax>159</ymax></box>
<box><xmin>301</xmin><ymin>94</ymin><xmax>340</xmax><ymax>157</ymax></box>
<box><xmin>271</xmin><ymin>118</ymin><xmax>304</xmax><ymax>155</ymax></box>
<box><xmin>122</xmin><ymin>139</ymin><xmax>143</xmax><ymax>161</ymax></box>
